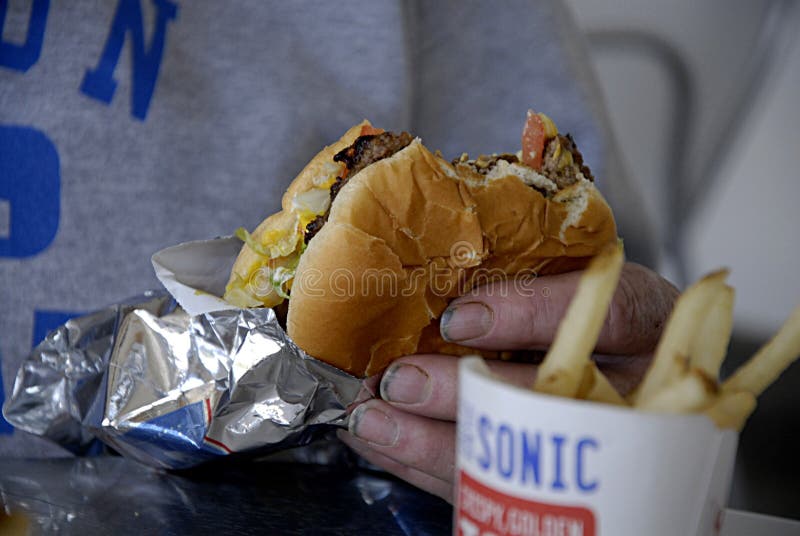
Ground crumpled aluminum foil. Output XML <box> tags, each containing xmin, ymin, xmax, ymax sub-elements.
<box><xmin>2</xmin><ymin>292</ymin><xmax>363</xmax><ymax>469</ymax></box>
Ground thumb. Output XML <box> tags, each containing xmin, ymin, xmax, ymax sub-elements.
<box><xmin>439</xmin><ymin>263</ymin><xmax>678</xmax><ymax>356</ymax></box>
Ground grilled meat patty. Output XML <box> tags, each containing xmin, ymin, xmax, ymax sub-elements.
<box><xmin>305</xmin><ymin>130</ymin><xmax>592</xmax><ymax>244</ymax></box>
<box><xmin>305</xmin><ymin>132</ymin><xmax>414</xmax><ymax>243</ymax></box>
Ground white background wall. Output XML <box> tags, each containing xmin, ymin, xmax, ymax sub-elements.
<box><xmin>565</xmin><ymin>0</ymin><xmax>800</xmax><ymax>336</ymax></box>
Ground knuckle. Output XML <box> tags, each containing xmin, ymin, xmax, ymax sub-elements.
<box><xmin>606</xmin><ymin>265</ymin><xmax>650</xmax><ymax>352</ymax></box>
<box><xmin>491</xmin><ymin>275</ymin><xmax>565</xmax><ymax>349</ymax></box>
<box><xmin>606</xmin><ymin>264</ymin><xmax>679</xmax><ymax>353</ymax></box>
<box><xmin>494</xmin><ymin>296</ymin><xmax>543</xmax><ymax>348</ymax></box>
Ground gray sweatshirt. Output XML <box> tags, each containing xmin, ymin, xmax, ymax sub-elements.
<box><xmin>0</xmin><ymin>0</ymin><xmax>653</xmax><ymax>456</ymax></box>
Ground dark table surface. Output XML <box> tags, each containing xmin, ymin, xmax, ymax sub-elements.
<box><xmin>0</xmin><ymin>455</ymin><xmax>453</xmax><ymax>535</ymax></box>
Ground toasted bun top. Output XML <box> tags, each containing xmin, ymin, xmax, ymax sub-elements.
<box><xmin>225</xmin><ymin>121</ymin><xmax>371</xmax><ymax>307</ymax></box>
<box><xmin>287</xmin><ymin>139</ymin><xmax>618</xmax><ymax>376</ymax></box>
<box><xmin>281</xmin><ymin>121</ymin><xmax>371</xmax><ymax>211</ymax></box>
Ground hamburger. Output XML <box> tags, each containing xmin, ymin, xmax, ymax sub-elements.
<box><xmin>224</xmin><ymin>111</ymin><xmax>618</xmax><ymax>377</ymax></box>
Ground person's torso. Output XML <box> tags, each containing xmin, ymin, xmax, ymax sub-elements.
<box><xmin>1</xmin><ymin>0</ymin><xmax>630</xmax><ymax>456</ymax></box>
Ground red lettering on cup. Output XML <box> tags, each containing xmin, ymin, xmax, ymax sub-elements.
<box><xmin>456</xmin><ymin>471</ymin><xmax>596</xmax><ymax>536</ymax></box>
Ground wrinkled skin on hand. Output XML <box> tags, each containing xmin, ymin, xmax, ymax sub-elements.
<box><xmin>338</xmin><ymin>263</ymin><xmax>679</xmax><ymax>502</ymax></box>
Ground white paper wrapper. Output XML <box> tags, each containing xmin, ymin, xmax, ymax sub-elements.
<box><xmin>151</xmin><ymin>236</ymin><xmax>241</xmax><ymax>315</ymax></box>
<box><xmin>455</xmin><ymin>357</ymin><xmax>738</xmax><ymax>536</ymax></box>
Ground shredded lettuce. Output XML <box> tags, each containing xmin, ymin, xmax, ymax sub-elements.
<box><xmin>270</xmin><ymin>266</ymin><xmax>294</xmax><ymax>299</ymax></box>
<box><xmin>235</xmin><ymin>227</ymin><xmax>272</xmax><ymax>258</ymax></box>
<box><xmin>233</xmin><ymin>207</ymin><xmax>315</xmax><ymax>303</ymax></box>
<box><xmin>235</xmin><ymin>226</ymin><xmax>300</xmax><ymax>259</ymax></box>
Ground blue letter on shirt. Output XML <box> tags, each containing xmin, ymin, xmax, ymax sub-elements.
<box><xmin>32</xmin><ymin>310</ymin><xmax>85</xmax><ymax>347</ymax></box>
<box><xmin>0</xmin><ymin>126</ymin><xmax>60</xmax><ymax>258</ymax></box>
<box><xmin>0</xmin><ymin>359</ymin><xmax>12</xmax><ymax>435</ymax></box>
<box><xmin>80</xmin><ymin>0</ymin><xmax>178</xmax><ymax>120</ymax></box>
<box><xmin>0</xmin><ymin>0</ymin><xmax>50</xmax><ymax>72</ymax></box>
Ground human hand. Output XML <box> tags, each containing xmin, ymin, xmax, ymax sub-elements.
<box><xmin>337</xmin><ymin>263</ymin><xmax>679</xmax><ymax>502</ymax></box>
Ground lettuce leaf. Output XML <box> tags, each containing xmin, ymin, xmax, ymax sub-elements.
<box><xmin>235</xmin><ymin>227</ymin><xmax>271</xmax><ymax>258</ymax></box>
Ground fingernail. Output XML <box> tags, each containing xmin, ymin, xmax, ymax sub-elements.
<box><xmin>380</xmin><ymin>363</ymin><xmax>431</xmax><ymax>405</ymax></box>
<box><xmin>349</xmin><ymin>405</ymin><xmax>399</xmax><ymax>447</ymax></box>
<box><xmin>440</xmin><ymin>302</ymin><xmax>494</xmax><ymax>342</ymax></box>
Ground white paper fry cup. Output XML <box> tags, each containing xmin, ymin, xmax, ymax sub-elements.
<box><xmin>455</xmin><ymin>357</ymin><xmax>738</xmax><ymax>536</ymax></box>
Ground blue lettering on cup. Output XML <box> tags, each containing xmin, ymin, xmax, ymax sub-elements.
<box><xmin>520</xmin><ymin>430</ymin><xmax>541</xmax><ymax>486</ymax></box>
<box><xmin>477</xmin><ymin>414</ymin><xmax>492</xmax><ymax>471</ymax></box>
<box><xmin>576</xmin><ymin>437</ymin><xmax>599</xmax><ymax>492</ymax></box>
<box><xmin>551</xmin><ymin>434</ymin><xmax>567</xmax><ymax>491</ymax></box>
<box><xmin>497</xmin><ymin>423</ymin><xmax>515</xmax><ymax>479</ymax></box>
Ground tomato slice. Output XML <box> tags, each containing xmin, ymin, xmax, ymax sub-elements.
<box><xmin>360</xmin><ymin>125</ymin><xmax>384</xmax><ymax>136</ymax></box>
<box><xmin>521</xmin><ymin>110</ymin><xmax>545</xmax><ymax>170</ymax></box>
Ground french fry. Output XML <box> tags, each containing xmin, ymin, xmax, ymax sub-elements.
<box><xmin>704</xmin><ymin>391</ymin><xmax>757</xmax><ymax>431</ymax></box>
<box><xmin>636</xmin><ymin>368</ymin><xmax>717</xmax><ymax>414</ymax></box>
<box><xmin>633</xmin><ymin>270</ymin><xmax>729</xmax><ymax>406</ymax></box>
<box><xmin>576</xmin><ymin>362</ymin><xmax>627</xmax><ymax>406</ymax></box>
<box><xmin>533</xmin><ymin>242</ymin><xmax>624</xmax><ymax>398</ymax></box>
<box><xmin>722</xmin><ymin>304</ymin><xmax>800</xmax><ymax>396</ymax></box>
<box><xmin>520</xmin><ymin>252</ymin><xmax>797</xmax><ymax>431</ymax></box>
<box><xmin>689</xmin><ymin>285</ymin><xmax>735</xmax><ymax>377</ymax></box>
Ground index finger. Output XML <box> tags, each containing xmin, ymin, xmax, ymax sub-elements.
<box><xmin>442</xmin><ymin>263</ymin><xmax>678</xmax><ymax>356</ymax></box>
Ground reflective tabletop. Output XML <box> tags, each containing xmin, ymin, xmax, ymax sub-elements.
<box><xmin>0</xmin><ymin>455</ymin><xmax>453</xmax><ymax>535</ymax></box>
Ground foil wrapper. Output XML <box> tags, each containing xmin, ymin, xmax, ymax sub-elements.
<box><xmin>3</xmin><ymin>292</ymin><xmax>362</xmax><ymax>469</ymax></box>
<box><xmin>2</xmin><ymin>292</ymin><xmax>175</xmax><ymax>456</ymax></box>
